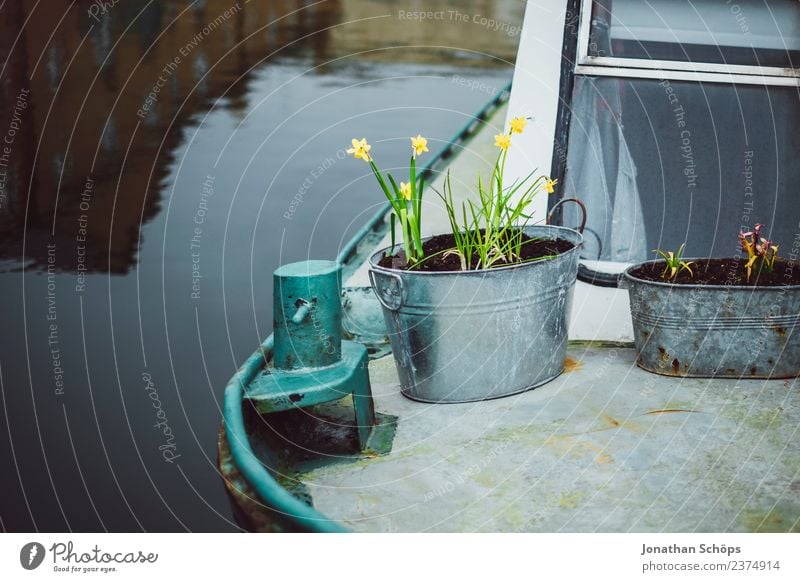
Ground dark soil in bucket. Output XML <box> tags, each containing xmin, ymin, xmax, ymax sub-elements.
<box><xmin>630</xmin><ymin>258</ymin><xmax>800</xmax><ymax>286</ymax></box>
<box><xmin>377</xmin><ymin>232</ymin><xmax>575</xmax><ymax>272</ymax></box>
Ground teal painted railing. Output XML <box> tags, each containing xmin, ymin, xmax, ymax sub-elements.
<box><xmin>223</xmin><ymin>335</ymin><xmax>348</xmax><ymax>532</ymax></box>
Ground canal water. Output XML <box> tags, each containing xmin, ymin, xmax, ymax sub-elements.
<box><xmin>0</xmin><ymin>0</ymin><xmax>522</xmax><ymax>531</ymax></box>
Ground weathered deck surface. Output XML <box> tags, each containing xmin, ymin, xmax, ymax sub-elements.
<box><xmin>301</xmin><ymin>345</ymin><xmax>800</xmax><ymax>532</ymax></box>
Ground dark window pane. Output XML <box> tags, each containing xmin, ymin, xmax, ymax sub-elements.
<box><xmin>589</xmin><ymin>0</ymin><xmax>800</xmax><ymax>68</ymax></box>
<box><xmin>562</xmin><ymin>76</ymin><xmax>800</xmax><ymax>262</ymax></box>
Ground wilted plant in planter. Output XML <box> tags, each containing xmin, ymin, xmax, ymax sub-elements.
<box><xmin>623</xmin><ymin>224</ymin><xmax>800</xmax><ymax>378</ymax></box>
<box><xmin>365</xmin><ymin>116</ymin><xmax>584</xmax><ymax>403</ymax></box>
<box><xmin>739</xmin><ymin>223</ymin><xmax>779</xmax><ymax>282</ymax></box>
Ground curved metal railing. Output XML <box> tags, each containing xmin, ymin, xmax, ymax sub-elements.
<box><xmin>223</xmin><ymin>335</ymin><xmax>348</xmax><ymax>532</ymax></box>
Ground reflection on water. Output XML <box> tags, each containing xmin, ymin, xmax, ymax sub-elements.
<box><xmin>0</xmin><ymin>0</ymin><xmax>522</xmax><ymax>531</ymax></box>
<box><xmin>1</xmin><ymin>0</ymin><xmax>341</xmax><ymax>272</ymax></box>
<box><xmin>0</xmin><ymin>0</ymin><xmax>519</xmax><ymax>274</ymax></box>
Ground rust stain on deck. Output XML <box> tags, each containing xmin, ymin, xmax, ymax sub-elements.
<box><xmin>645</xmin><ymin>408</ymin><xmax>697</xmax><ymax>415</ymax></box>
<box><xmin>593</xmin><ymin>412</ymin><xmax>643</xmax><ymax>434</ymax></box>
<box><xmin>563</xmin><ymin>356</ymin><xmax>582</xmax><ymax>373</ymax></box>
<box><xmin>601</xmin><ymin>413</ymin><xmax>621</xmax><ymax>428</ymax></box>
<box><xmin>544</xmin><ymin>434</ymin><xmax>614</xmax><ymax>465</ymax></box>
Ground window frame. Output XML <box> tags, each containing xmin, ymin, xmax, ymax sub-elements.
<box><xmin>575</xmin><ymin>0</ymin><xmax>800</xmax><ymax>87</ymax></box>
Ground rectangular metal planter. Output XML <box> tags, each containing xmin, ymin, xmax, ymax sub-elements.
<box><xmin>368</xmin><ymin>225</ymin><xmax>583</xmax><ymax>403</ymax></box>
<box><xmin>623</xmin><ymin>260</ymin><xmax>800</xmax><ymax>378</ymax></box>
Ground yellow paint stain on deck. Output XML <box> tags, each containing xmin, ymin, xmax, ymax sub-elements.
<box><xmin>558</xmin><ymin>491</ymin><xmax>585</xmax><ymax>509</ymax></box>
<box><xmin>472</xmin><ymin>471</ymin><xmax>497</xmax><ymax>488</ymax></box>
<box><xmin>741</xmin><ymin>507</ymin><xmax>800</xmax><ymax>533</ymax></box>
<box><xmin>563</xmin><ymin>356</ymin><xmax>582</xmax><ymax>373</ymax></box>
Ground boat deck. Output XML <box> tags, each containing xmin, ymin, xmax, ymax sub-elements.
<box><xmin>220</xmin><ymin>92</ymin><xmax>798</xmax><ymax>533</ymax></box>
<box><xmin>296</xmin><ymin>345</ymin><xmax>800</xmax><ymax>532</ymax></box>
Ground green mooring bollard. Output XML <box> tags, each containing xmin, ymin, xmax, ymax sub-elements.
<box><xmin>273</xmin><ymin>260</ymin><xmax>342</xmax><ymax>370</ymax></box>
<box><xmin>246</xmin><ymin>259</ymin><xmax>379</xmax><ymax>451</ymax></box>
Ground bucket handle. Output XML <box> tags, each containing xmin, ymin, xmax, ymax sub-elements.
<box><xmin>547</xmin><ymin>197</ymin><xmax>586</xmax><ymax>234</ymax></box>
<box><xmin>368</xmin><ymin>269</ymin><xmax>406</xmax><ymax>311</ymax></box>
<box><xmin>548</xmin><ymin>198</ymin><xmax>631</xmax><ymax>288</ymax></box>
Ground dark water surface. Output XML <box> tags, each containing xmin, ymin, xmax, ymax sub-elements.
<box><xmin>0</xmin><ymin>0</ymin><xmax>521</xmax><ymax>531</ymax></box>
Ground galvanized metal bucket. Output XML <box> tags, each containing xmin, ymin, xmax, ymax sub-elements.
<box><xmin>368</xmin><ymin>225</ymin><xmax>583</xmax><ymax>403</ymax></box>
<box><xmin>623</xmin><ymin>260</ymin><xmax>800</xmax><ymax>378</ymax></box>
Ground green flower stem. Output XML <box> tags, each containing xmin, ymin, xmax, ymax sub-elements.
<box><xmin>437</xmin><ymin>127</ymin><xmax>549</xmax><ymax>271</ymax></box>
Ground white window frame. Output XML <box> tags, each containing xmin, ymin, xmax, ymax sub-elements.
<box><xmin>575</xmin><ymin>0</ymin><xmax>800</xmax><ymax>86</ymax></box>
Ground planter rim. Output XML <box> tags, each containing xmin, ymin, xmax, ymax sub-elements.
<box><xmin>623</xmin><ymin>258</ymin><xmax>800</xmax><ymax>291</ymax></box>
<box><xmin>368</xmin><ymin>224</ymin><xmax>584</xmax><ymax>276</ymax></box>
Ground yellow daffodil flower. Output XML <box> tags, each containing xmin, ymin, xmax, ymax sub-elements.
<box><xmin>545</xmin><ymin>177</ymin><xmax>558</xmax><ymax>193</ymax></box>
<box><xmin>494</xmin><ymin>134</ymin><xmax>511</xmax><ymax>150</ymax></box>
<box><xmin>509</xmin><ymin>116</ymin><xmax>527</xmax><ymax>134</ymax></box>
<box><xmin>346</xmin><ymin>137</ymin><xmax>371</xmax><ymax>162</ymax></box>
<box><xmin>399</xmin><ymin>182</ymin><xmax>412</xmax><ymax>200</ymax></box>
<box><xmin>411</xmin><ymin>134</ymin><xmax>429</xmax><ymax>157</ymax></box>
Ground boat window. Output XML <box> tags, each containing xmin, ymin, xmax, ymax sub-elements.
<box><xmin>561</xmin><ymin>76</ymin><xmax>800</xmax><ymax>263</ymax></box>
<box><xmin>558</xmin><ymin>0</ymin><xmax>800</xmax><ymax>278</ymax></box>
<box><xmin>587</xmin><ymin>0</ymin><xmax>800</xmax><ymax>69</ymax></box>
